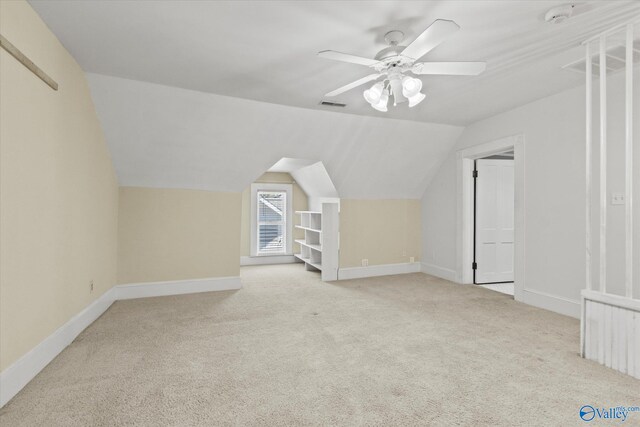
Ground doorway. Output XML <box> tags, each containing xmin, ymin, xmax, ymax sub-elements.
<box><xmin>473</xmin><ymin>152</ymin><xmax>515</xmax><ymax>296</ymax></box>
<box><xmin>456</xmin><ymin>134</ymin><xmax>525</xmax><ymax>301</ymax></box>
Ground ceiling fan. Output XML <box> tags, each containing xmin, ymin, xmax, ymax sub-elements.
<box><xmin>319</xmin><ymin>19</ymin><xmax>486</xmax><ymax>111</ymax></box>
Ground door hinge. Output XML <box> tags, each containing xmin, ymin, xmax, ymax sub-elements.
<box><xmin>472</xmin><ymin>170</ymin><xmax>478</xmax><ymax>178</ymax></box>
<box><xmin>472</xmin><ymin>262</ymin><xmax>477</xmax><ymax>270</ymax></box>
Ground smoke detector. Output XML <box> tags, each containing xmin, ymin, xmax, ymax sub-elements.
<box><xmin>545</xmin><ymin>4</ymin><xmax>575</xmax><ymax>24</ymax></box>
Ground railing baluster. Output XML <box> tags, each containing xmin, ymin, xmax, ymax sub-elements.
<box><xmin>624</xmin><ymin>24</ymin><xmax>634</xmax><ymax>299</ymax></box>
<box><xmin>586</xmin><ymin>42</ymin><xmax>592</xmax><ymax>292</ymax></box>
<box><xmin>599</xmin><ymin>36</ymin><xmax>607</xmax><ymax>294</ymax></box>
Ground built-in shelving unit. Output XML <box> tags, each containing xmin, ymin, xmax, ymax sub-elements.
<box><xmin>294</xmin><ymin>204</ymin><xmax>338</xmax><ymax>281</ymax></box>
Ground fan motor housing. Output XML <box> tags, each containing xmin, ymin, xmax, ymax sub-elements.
<box><xmin>375</xmin><ymin>45</ymin><xmax>406</xmax><ymax>61</ymax></box>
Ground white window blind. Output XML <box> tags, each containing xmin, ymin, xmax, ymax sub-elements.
<box><xmin>256</xmin><ymin>191</ymin><xmax>286</xmax><ymax>255</ymax></box>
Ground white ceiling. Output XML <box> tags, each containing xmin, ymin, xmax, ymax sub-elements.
<box><xmin>269</xmin><ymin>158</ymin><xmax>339</xmax><ymax>199</ymax></box>
<box><xmin>268</xmin><ymin>158</ymin><xmax>317</xmax><ymax>173</ymax></box>
<box><xmin>86</xmin><ymin>73</ymin><xmax>463</xmax><ymax>198</ymax></box>
<box><xmin>29</xmin><ymin>1</ymin><xmax>640</xmax><ymax>126</ymax></box>
<box><xmin>290</xmin><ymin>162</ymin><xmax>340</xmax><ymax>199</ymax></box>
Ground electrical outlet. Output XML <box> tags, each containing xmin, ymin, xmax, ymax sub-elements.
<box><xmin>90</xmin><ymin>280</ymin><xmax>94</xmax><ymax>293</ymax></box>
<box><xmin>361</xmin><ymin>259</ymin><xmax>369</xmax><ymax>267</ymax></box>
<box><xmin>410</xmin><ymin>256</ymin><xmax>415</xmax><ymax>263</ymax></box>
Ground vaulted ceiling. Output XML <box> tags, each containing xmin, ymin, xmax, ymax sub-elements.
<box><xmin>30</xmin><ymin>0</ymin><xmax>639</xmax><ymax>125</ymax></box>
<box><xmin>27</xmin><ymin>1</ymin><xmax>640</xmax><ymax>198</ymax></box>
<box><xmin>86</xmin><ymin>73</ymin><xmax>462</xmax><ymax>198</ymax></box>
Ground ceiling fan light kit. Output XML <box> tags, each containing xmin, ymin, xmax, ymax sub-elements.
<box><xmin>371</xmin><ymin>91</ymin><xmax>389</xmax><ymax>112</ymax></box>
<box><xmin>363</xmin><ymin>82</ymin><xmax>384</xmax><ymax>105</ymax></box>
<box><xmin>401</xmin><ymin>76</ymin><xmax>426</xmax><ymax>108</ymax></box>
<box><xmin>319</xmin><ymin>19</ymin><xmax>486</xmax><ymax>112</ymax></box>
<box><xmin>407</xmin><ymin>92</ymin><xmax>426</xmax><ymax>108</ymax></box>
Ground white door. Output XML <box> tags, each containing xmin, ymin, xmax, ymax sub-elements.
<box><xmin>475</xmin><ymin>159</ymin><xmax>514</xmax><ymax>283</ymax></box>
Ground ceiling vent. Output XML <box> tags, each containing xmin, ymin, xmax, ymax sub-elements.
<box><xmin>319</xmin><ymin>100</ymin><xmax>347</xmax><ymax>107</ymax></box>
<box><xmin>563</xmin><ymin>42</ymin><xmax>640</xmax><ymax>76</ymax></box>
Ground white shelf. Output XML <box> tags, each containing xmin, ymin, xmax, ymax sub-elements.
<box><xmin>294</xmin><ymin>254</ymin><xmax>322</xmax><ymax>271</ymax></box>
<box><xmin>293</xmin><ymin>203</ymin><xmax>338</xmax><ymax>281</ymax></box>
<box><xmin>294</xmin><ymin>253</ymin><xmax>308</xmax><ymax>262</ymax></box>
<box><xmin>295</xmin><ymin>239</ymin><xmax>321</xmax><ymax>251</ymax></box>
<box><xmin>295</xmin><ymin>225</ymin><xmax>321</xmax><ymax>233</ymax></box>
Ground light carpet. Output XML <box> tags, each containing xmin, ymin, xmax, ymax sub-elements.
<box><xmin>1</xmin><ymin>264</ymin><xmax>637</xmax><ymax>426</ymax></box>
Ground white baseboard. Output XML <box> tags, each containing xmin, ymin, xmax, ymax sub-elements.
<box><xmin>0</xmin><ymin>287</ymin><xmax>117</xmax><ymax>408</ymax></box>
<box><xmin>522</xmin><ymin>288</ymin><xmax>580</xmax><ymax>318</ymax></box>
<box><xmin>240</xmin><ymin>255</ymin><xmax>299</xmax><ymax>266</ymax></box>
<box><xmin>420</xmin><ymin>262</ymin><xmax>457</xmax><ymax>282</ymax></box>
<box><xmin>0</xmin><ymin>275</ymin><xmax>241</xmax><ymax>408</ymax></box>
<box><xmin>116</xmin><ymin>276</ymin><xmax>241</xmax><ymax>300</ymax></box>
<box><xmin>338</xmin><ymin>262</ymin><xmax>421</xmax><ymax>280</ymax></box>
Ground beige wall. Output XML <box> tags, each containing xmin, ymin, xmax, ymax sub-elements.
<box><xmin>0</xmin><ymin>1</ymin><xmax>119</xmax><ymax>370</ymax></box>
<box><xmin>339</xmin><ymin>199</ymin><xmax>421</xmax><ymax>268</ymax></box>
<box><xmin>240</xmin><ymin>172</ymin><xmax>308</xmax><ymax>257</ymax></box>
<box><xmin>0</xmin><ymin>0</ymin><xmax>416</xmax><ymax>375</ymax></box>
<box><xmin>118</xmin><ymin>187</ymin><xmax>241</xmax><ymax>284</ymax></box>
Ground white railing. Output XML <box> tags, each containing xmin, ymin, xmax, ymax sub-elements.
<box><xmin>581</xmin><ymin>21</ymin><xmax>639</xmax><ymax>378</ymax></box>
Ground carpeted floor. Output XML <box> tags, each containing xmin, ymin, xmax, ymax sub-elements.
<box><xmin>1</xmin><ymin>265</ymin><xmax>638</xmax><ymax>426</ymax></box>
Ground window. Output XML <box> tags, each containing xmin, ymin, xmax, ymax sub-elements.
<box><xmin>257</xmin><ymin>191</ymin><xmax>286</xmax><ymax>255</ymax></box>
<box><xmin>251</xmin><ymin>183</ymin><xmax>292</xmax><ymax>256</ymax></box>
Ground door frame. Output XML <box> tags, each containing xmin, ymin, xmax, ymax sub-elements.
<box><xmin>456</xmin><ymin>134</ymin><xmax>525</xmax><ymax>301</ymax></box>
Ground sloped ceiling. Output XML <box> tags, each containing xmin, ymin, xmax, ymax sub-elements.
<box><xmin>268</xmin><ymin>158</ymin><xmax>339</xmax><ymax>199</ymax></box>
<box><xmin>87</xmin><ymin>74</ymin><xmax>462</xmax><ymax>198</ymax></box>
<box><xmin>29</xmin><ymin>1</ymin><xmax>639</xmax><ymax>199</ymax></box>
<box><xmin>289</xmin><ymin>162</ymin><xmax>339</xmax><ymax>199</ymax></box>
<box><xmin>29</xmin><ymin>0</ymin><xmax>640</xmax><ymax>125</ymax></box>
<box><xmin>268</xmin><ymin>158</ymin><xmax>317</xmax><ymax>174</ymax></box>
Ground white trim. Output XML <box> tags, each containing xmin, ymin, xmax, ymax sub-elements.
<box><xmin>320</xmin><ymin>203</ymin><xmax>340</xmax><ymax>281</ymax></box>
<box><xmin>581</xmin><ymin>18</ymin><xmax>640</xmax><ymax>45</ymax></box>
<box><xmin>599</xmin><ymin>37</ymin><xmax>608</xmax><ymax>293</ymax></box>
<box><xmin>240</xmin><ymin>255</ymin><xmax>299</xmax><ymax>266</ymax></box>
<box><xmin>585</xmin><ymin>41</ymin><xmax>593</xmax><ymax>293</ymax></box>
<box><xmin>581</xmin><ymin>289</ymin><xmax>640</xmax><ymax>379</ymax></box>
<box><xmin>0</xmin><ymin>288</ymin><xmax>117</xmax><ymax>408</ymax></box>
<box><xmin>420</xmin><ymin>262</ymin><xmax>457</xmax><ymax>282</ymax></box>
<box><xmin>250</xmin><ymin>183</ymin><xmax>293</xmax><ymax>257</ymax></box>
<box><xmin>116</xmin><ymin>276</ymin><xmax>241</xmax><ymax>300</ymax></box>
<box><xmin>456</xmin><ymin>134</ymin><xmax>526</xmax><ymax>302</ymax></box>
<box><xmin>521</xmin><ymin>289</ymin><xmax>580</xmax><ymax>319</ymax></box>
<box><xmin>0</xmin><ymin>276</ymin><xmax>241</xmax><ymax>407</ymax></box>
<box><xmin>582</xmin><ymin>289</ymin><xmax>640</xmax><ymax>312</ymax></box>
<box><xmin>624</xmin><ymin>23</ymin><xmax>633</xmax><ymax>298</ymax></box>
<box><xmin>581</xmin><ymin>294</ymin><xmax>587</xmax><ymax>357</ymax></box>
<box><xmin>338</xmin><ymin>262</ymin><xmax>421</xmax><ymax>280</ymax></box>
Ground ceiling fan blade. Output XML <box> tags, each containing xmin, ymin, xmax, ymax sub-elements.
<box><xmin>401</xmin><ymin>19</ymin><xmax>460</xmax><ymax>61</ymax></box>
<box><xmin>412</xmin><ymin>62</ymin><xmax>486</xmax><ymax>76</ymax></box>
<box><xmin>324</xmin><ymin>73</ymin><xmax>382</xmax><ymax>97</ymax></box>
<box><xmin>318</xmin><ymin>50</ymin><xmax>380</xmax><ymax>67</ymax></box>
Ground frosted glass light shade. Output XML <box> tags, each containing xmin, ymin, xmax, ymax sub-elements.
<box><xmin>402</xmin><ymin>77</ymin><xmax>422</xmax><ymax>98</ymax></box>
<box><xmin>371</xmin><ymin>91</ymin><xmax>389</xmax><ymax>112</ymax></box>
<box><xmin>363</xmin><ymin>82</ymin><xmax>385</xmax><ymax>105</ymax></box>
<box><xmin>407</xmin><ymin>92</ymin><xmax>426</xmax><ymax>108</ymax></box>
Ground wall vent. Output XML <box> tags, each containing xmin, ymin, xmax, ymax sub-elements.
<box><xmin>563</xmin><ymin>42</ymin><xmax>640</xmax><ymax>76</ymax></box>
<box><xmin>319</xmin><ymin>100</ymin><xmax>347</xmax><ymax>107</ymax></box>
